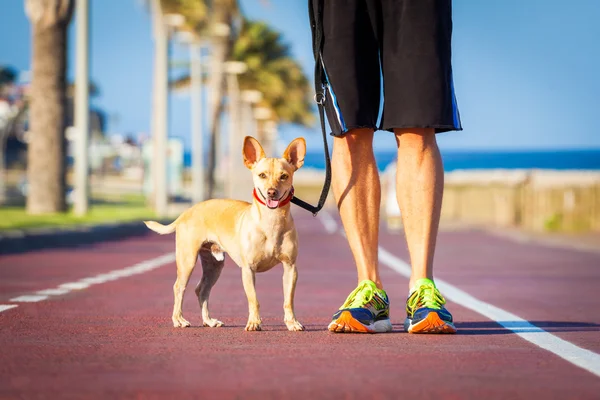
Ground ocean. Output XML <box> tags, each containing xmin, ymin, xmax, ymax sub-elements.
<box><xmin>184</xmin><ymin>149</ymin><xmax>600</xmax><ymax>172</ymax></box>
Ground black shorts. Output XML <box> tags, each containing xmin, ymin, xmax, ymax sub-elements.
<box><xmin>311</xmin><ymin>0</ymin><xmax>462</xmax><ymax>136</ymax></box>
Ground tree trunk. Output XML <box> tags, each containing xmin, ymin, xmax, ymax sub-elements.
<box><xmin>26</xmin><ymin>20</ymin><xmax>69</xmax><ymax>214</ymax></box>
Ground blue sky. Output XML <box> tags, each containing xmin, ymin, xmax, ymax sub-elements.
<box><xmin>1</xmin><ymin>0</ymin><xmax>600</xmax><ymax>152</ymax></box>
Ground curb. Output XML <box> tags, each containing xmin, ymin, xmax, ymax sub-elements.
<box><xmin>0</xmin><ymin>220</ymin><xmax>169</xmax><ymax>255</ymax></box>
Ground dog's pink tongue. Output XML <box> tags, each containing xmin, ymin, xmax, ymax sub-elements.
<box><xmin>267</xmin><ymin>198</ymin><xmax>279</xmax><ymax>208</ymax></box>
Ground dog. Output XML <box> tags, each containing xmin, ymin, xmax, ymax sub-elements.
<box><xmin>144</xmin><ymin>136</ymin><xmax>306</xmax><ymax>332</ymax></box>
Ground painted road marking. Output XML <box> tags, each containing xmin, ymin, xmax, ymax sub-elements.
<box><xmin>318</xmin><ymin>210</ymin><xmax>600</xmax><ymax>378</ymax></box>
<box><xmin>0</xmin><ymin>305</ymin><xmax>18</xmax><ymax>313</ymax></box>
<box><xmin>36</xmin><ymin>288</ymin><xmax>71</xmax><ymax>296</ymax></box>
<box><xmin>10</xmin><ymin>295</ymin><xmax>48</xmax><ymax>303</ymax></box>
<box><xmin>318</xmin><ymin>209</ymin><xmax>338</xmax><ymax>234</ymax></box>
<box><xmin>59</xmin><ymin>282</ymin><xmax>90</xmax><ymax>290</ymax></box>
<box><xmin>378</xmin><ymin>247</ymin><xmax>600</xmax><ymax>378</ymax></box>
<box><xmin>8</xmin><ymin>253</ymin><xmax>176</xmax><ymax>305</ymax></box>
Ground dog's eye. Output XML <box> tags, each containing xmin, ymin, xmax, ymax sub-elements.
<box><xmin>280</xmin><ymin>174</ymin><xmax>288</xmax><ymax>181</ymax></box>
<box><xmin>258</xmin><ymin>173</ymin><xmax>267</xmax><ymax>179</ymax></box>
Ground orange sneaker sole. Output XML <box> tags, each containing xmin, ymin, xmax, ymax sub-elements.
<box><xmin>328</xmin><ymin>311</ymin><xmax>374</xmax><ymax>333</ymax></box>
<box><xmin>407</xmin><ymin>312</ymin><xmax>457</xmax><ymax>334</ymax></box>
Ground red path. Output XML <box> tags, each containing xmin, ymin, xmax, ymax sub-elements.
<box><xmin>1</xmin><ymin>210</ymin><xmax>599</xmax><ymax>399</ymax></box>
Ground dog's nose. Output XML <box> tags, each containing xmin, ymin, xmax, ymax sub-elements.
<box><xmin>267</xmin><ymin>189</ymin><xmax>279</xmax><ymax>199</ymax></box>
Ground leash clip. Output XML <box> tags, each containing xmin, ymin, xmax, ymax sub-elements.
<box><xmin>314</xmin><ymin>85</ymin><xmax>327</xmax><ymax>105</ymax></box>
<box><xmin>313</xmin><ymin>92</ymin><xmax>325</xmax><ymax>105</ymax></box>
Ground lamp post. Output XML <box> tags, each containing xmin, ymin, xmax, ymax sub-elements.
<box><xmin>263</xmin><ymin>119</ymin><xmax>278</xmax><ymax>156</ymax></box>
<box><xmin>240</xmin><ymin>89</ymin><xmax>262</xmax><ymax>137</ymax></box>
<box><xmin>224</xmin><ymin>61</ymin><xmax>247</xmax><ymax>199</ymax></box>
<box><xmin>227</xmin><ymin>89</ymin><xmax>261</xmax><ymax>200</ymax></box>
<box><xmin>254</xmin><ymin>106</ymin><xmax>273</xmax><ymax>154</ymax></box>
<box><xmin>73</xmin><ymin>0</ymin><xmax>89</xmax><ymax>216</ymax></box>
<box><xmin>150</xmin><ymin>3</ymin><xmax>184</xmax><ymax>217</ymax></box>
<box><xmin>176</xmin><ymin>30</ymin><xmax>206</xmax><ymax>204</ymax></box>
<box><xmin>207</xmin><ymin>22</ymin><xmax>230</xmax><ymax>198</ymax></box>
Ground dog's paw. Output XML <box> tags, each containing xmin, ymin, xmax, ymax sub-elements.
<box><xmin>285</xmin><ymin>320</ymin><xmax>305</xmax><ymax>332</ymax></box>
<box><xmin>203</xmin><ymin>318</ymin><xmax>224</xmax><ymax>328</ymax></box>
<box><xmin>172</xmin><ymin>316</ymin><xmax>191</xmax><ymax>328</ymax></box>
<box><xmin>244</xmin><ymin>320</ymin><xmax>262</xmax><ymax>331</ymax></box>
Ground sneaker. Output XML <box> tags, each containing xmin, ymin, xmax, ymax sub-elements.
<box><xmin>328</xmin><ymin>280</ymin><xmax>393</xmax><ymax>333</ymax></box>
<box><xmin>404</xmin><ymin>278</ymin><xmax>456</xmax><ymax>334</ymax></box>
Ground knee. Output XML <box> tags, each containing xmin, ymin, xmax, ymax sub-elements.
<box><xmin>332</xmin><ymin>129</ymin><xmax>375</xmax><ymax>173</ymax></box>
<box><xmin>394</xmin><ymin>128</ymin><xmax>437</xmax><ymax>152</ymax></box>
<box><xmin>334</xmin><ymin>128</ymin><xmax>374</xmax><ymax>154</ymax></box>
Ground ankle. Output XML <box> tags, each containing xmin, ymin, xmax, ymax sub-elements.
<box><xmin>358</xmin><ymin>277</ymin><xmax>383</xmax><ymax>290</ymax></box>
<box><xmin>409</xmin><ymin>276</ymin><xmax>434</xmax><ymax>292</ymax></box>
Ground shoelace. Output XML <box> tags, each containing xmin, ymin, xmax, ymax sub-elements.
<box><xmin>408</xmin><ymin>282</ymin><xmax>446</xmax><ymax>311</ymax></box>
<box><xmin>340</xmin><ymin>281</ymin><xmax>375</xmax><ymax>310</ymax></box>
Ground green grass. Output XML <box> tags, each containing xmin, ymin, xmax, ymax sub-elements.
<box><xmin>544</xmin><ymin>213</ymin><xmax>563</xmax><ymax>232</ymax></box>
<box><xmin>0</xmin><ymin>197</ymin><xmax>156</xmax><ymax>231</ymax></box>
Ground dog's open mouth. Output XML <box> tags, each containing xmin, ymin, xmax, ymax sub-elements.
<box><xmin>263</xmin><ymin>189</ymin><xmax>288</xmax><ymax>209</ymax></box>
<box><xmin>266</xmin><ymin>198</ymin><xmax>280</xmax><ymax>209</ymax></box>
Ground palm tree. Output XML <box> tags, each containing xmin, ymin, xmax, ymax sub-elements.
<box><xmin>231</xmin><ymin>20</ymin><xmax>313</xmax><ymax>127</ymax></box>
<box><xmin>203</xmin><ymin>0</ymin><xmax>240</xmax><ymax>198</ymax></box>
<box><xmin>24</xmin><ymin>0</ymin><xmax>74</xmax><ymax>214</ymax></box>
<box><xmin>152</xmin><ymin>0</ymin><xmax>240</xmax><ymax>199</ymax></box>
<box><xmin>159</xmin><ymin>0</ymin><xmax>209</xmax><ymax>32</ymax></box>
<box><xmin>174</xmin><ymin>19</ymin><xmax>313</xmax><ymax>127</ymax></box>
<box><xmin>171</xmin><ymin>19</ymin><xmax>313</xmax><ymax>157</ymax></box>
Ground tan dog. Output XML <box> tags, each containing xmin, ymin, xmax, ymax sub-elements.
<box><xmin>144</xmin><ymin>136</ymin><xmax>306</xmax><ymax>332</ymax></box>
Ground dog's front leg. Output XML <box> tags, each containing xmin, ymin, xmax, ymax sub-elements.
<box><xmin>241</xmin><ymin>267</ymin><xmax>261</xmax><ymax>331</ymax></box>
<box><xmin>282</xmin><ymin>261</ymin><xmax>305</xmax><ymax>331</ymax></box>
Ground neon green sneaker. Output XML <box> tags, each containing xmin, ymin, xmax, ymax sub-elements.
<box><xmin>404</xmin><ymin>278</ymin><xmax>456</xmax><ymax>334</ymax></box>
<box><xmin>328</xmin><ymin>280</ymin><xmax>393</xmax><ymax>333</ymax></box>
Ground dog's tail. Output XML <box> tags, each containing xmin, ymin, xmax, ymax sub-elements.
<box><xmin>143</xmin><ymin>219</ymin><xmax>177</xmax><ymax>235</ymax></box>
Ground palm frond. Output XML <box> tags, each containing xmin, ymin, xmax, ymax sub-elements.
<box><xmin>232</xmin><ymin>19</ymin><xmax>313</xmax><ymax>126</ymax></box>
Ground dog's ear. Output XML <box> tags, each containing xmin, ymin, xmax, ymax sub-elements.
<box><xmin>283</xmin><ymin>137</ymin><xmax>306</xmax><ymax>171</ymax></box>
<box><xmin>243</xmin><ymin>136</ymin><xmax>266</xmax><ymax>169</ymax></box>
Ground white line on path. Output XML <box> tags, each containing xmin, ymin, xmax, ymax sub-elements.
<box><xmin>36</xmin><ymin>288</ymin><xmax>71</xmax><ymax>296</ymax></box>
<box><xmin>317</xmin><ymin>208</ymin><xmax>338</xmax><ymax>234</ymax></box>
<box><xmin>0</xmin><ymin>305</ymin><xmax>18</xmax><ymax>313</ymax></box>
<box><xmin>9</xmin><ymin>295</ymin><xmax>48</xmax><ymax>303</ymax></box>
<box><xmin>59</xmin><ymin>282</ymin><xmax>90</xmax><ymax>290</ymax></box>
<box><xmin>7</xmin><ymin>252</ymin><xmax>176</xmax><ymax>306</ymax></box>
<box><xmin>318</xmin><ymin>210</ymin><xmax>600</xmax><ymax>378</ymax></box>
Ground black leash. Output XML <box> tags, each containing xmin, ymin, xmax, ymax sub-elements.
<box><xmin>291</xmin><ymin>0</ymin><xmax>331</xmax><ymax>216</ymax></box>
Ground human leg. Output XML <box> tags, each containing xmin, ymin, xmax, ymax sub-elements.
<box><xmin>394</xmin><ymin>128</ymin><xmax>455</xmax><ymax>333</ymax></box>
<box><xmin>326</xmin><ymin>129</ymin><xmax>392</xmax><ymax>334</ymax></box>
<box><xmin>379</xmin><ymin>0</ymin><xmax>461</xmax><ymax>333</ymax></box>
<box><xmin>332</xmin><ymin>129</ymin><xmax>381</xmax><ymax>287</ymax></box>
<box><xmin>311</xmin><ymin>0</ymin><xmax>392</xmax><ymax>333</ymax></box>
<box><xmin>394</xmin><ymin>128</ymin><xmax>443</xmax><ymax>290</ymax></box>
